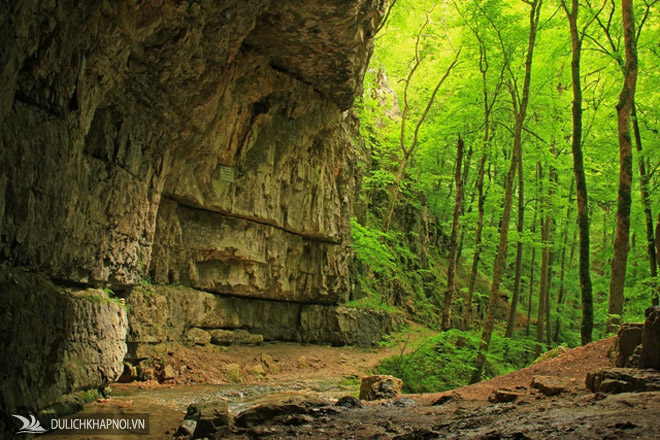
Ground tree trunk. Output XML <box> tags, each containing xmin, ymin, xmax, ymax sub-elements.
<box><xmin>656</xmin><ymin>213</ymin><xmax>660</xmax><ymax>269</ymax></box>
<box><xmin>471</xmin><ymin>0</ymin><xmax>543</xmax><ymax>384</ymax></box>
<box><xmin>633</xmin><ymin>104</ymin><xmax>659</xmax><ymax>306</ymax></box>
<box><xmin>442</xmin><ymin>134</ymin><xmax>465</xmax><ymax>330</ymax></box>
<box><xmin>505</xmin><ymin>149</ymin><xmax>525</xmax><ymax>337</ymax></box>
<box><xmin>554</xmin><ymin>181</ymin><xmax>575</xmax><ymax>342</ymax></box>
<box><xmin>465</xmin><ymin>150</ymin><xmax>487</xmax><ymax>330</ymax></box>
<box><xmin>545</xmin><ymin>244</ymin><xmax>554</xmax><ymax>346</ymax></box>
<box><xmin>382</xmin><ymin>152</ymin><xmax>410</xmax><ymax>232</ymax></box>
<box><xmin>526</xmin><ymin>195</ymin><xmax>539</xmax><ymax>337</ymax></box>
<box><xmin>562</xmin><ymin>0</ymin><xmax>593</xmax><ymax>345</ymax></box>
<box><xmin>535</xmin><ymin>163</ymin><xmax>551</xmax><ymax>357</ymax></box>
<box><xmin>608</xmin><ymin>0</ymin><xmax>637</xmax><ymax>333</ymax></box>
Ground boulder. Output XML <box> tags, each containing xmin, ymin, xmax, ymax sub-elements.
<box><xmin>586</xmin><ymin>367</ymin><xmax>660</xmax><ymax>393</ymax></box>
<box><xmin>185</xmin><ymin>328</ymin><xmax>212</xmax><ymax>346</ymax></box>
<box><xmin>208</xmin><ymin>329</ymin><xmax>263</xmax><ymax>346</ymax></box>
<box><xmin>174</xmin><ymin>405</ymin><xmax>200</xmax><ymax>440</ymax></box>
<box><xmin>642</xmin><ymin>306</ymin><xmax>660</xmax><ymax>369</ymax></box>
<box><xmin>234</xmin><ymin>400</ymin><xmax>330</xmax><ymax>428</ymax></box>
<box><xmin>531</xmin><ymin>376</ymin><xmax>572</xmax><ymax>396</ymax></box>
<box><xmin>335</xmin><ymin>396</ymin><xmax>362</xmax><ymax>408</ymax></box>
<box><xmin>614</xmin><ymin>322</ymin><xmax>643</xmax><ymax>367</ymax></box>
<box><xmin>193</xmin><ymin>402</ymin><xmax>232</xmax><ymax>438</ymax></box>
<box><xmin>117</xmin><ymin>362</ymin><xmax>138</xmax><ymax>383</ymax></box>
<box><xmin>223</xmin><ymin>363</ymin><xmax>242</xmax><ymax>383</ymax></box>
<box><xmin>159</xmin><ymin>365</ymin><xmax>176</xmax><ymax>382</ymax></box>
<box><xmin>359</xmin><ymin>375</ymin><xmax>403</xmax><ymax>401</ymax></box>
<box><xmin>489</xmin><ymin>387</ymin><xmax>527</xmax><ymax>403</ymax></box>
<box><xmin>431</xmin><ymin>392</ymin><xmax>463</xmax><ymax>406</ymax></box>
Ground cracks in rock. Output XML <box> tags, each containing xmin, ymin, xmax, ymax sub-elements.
<box><xmin>163</xmin><ymin>195</ymin><xmax>343</xmax><ymax>245</ymax></box>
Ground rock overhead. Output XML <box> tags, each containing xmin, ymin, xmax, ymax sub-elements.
<box><xmin>0</xmin><ymin>0</ymin><xmax>390</xmax><ymax>429</ymax></box>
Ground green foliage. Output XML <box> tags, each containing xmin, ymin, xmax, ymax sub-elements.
<box><xmin>354</xmin><ymin>0</ymin><xmax>660</xmax><ymax>372</ymax></box>
<box><xmin>376</xmin><ymin>329</ymin><xmax>536</xmax><ymax>393</ymax></box>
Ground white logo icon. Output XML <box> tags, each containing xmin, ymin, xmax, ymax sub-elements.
<box><xmin>12</xmin><ymin>414</ymin><xmax>47</xmax><ymax>434</ymax></box>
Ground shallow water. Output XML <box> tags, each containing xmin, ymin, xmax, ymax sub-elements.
<box><xmin>43</xmin><ymin>378</ymin><xmax>356</xmax><ymax>439</ymax></box>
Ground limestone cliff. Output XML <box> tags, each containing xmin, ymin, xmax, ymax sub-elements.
<box><xmin>0</xmin><ymin>0</ymin><xmax>390</xmax><ymax>428</ymax></box>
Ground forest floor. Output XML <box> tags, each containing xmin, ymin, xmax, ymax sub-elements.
<box><xmin>100</xmin><ymin>331</ymin><xmax>660</xmax><ymax>439</ymax></box>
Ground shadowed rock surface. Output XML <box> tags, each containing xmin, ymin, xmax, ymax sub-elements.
<box><xmin>0</xmin><ymin>0</ymin><xmax>390</xmax><ymax>430</ymax></box>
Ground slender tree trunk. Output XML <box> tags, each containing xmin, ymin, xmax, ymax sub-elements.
<box><xmin>383</xmin><ymin>153</ymin><xmax>409</xmax><ymax>232</ymax></box>
<box><xmin>632</xmin><ymin>105</ymin><xmax>659</xmax><ymax>306</ymax></box>
<box><xmin>536</xmin><ymin>163</ymin><xmax>551</xmax><ymax>357</ymax></box>
<box><xmin>442</xmin><ymin>135</ymin><xmax>465</xmax><ymax>330</ymax></box>
<box><xmin>562</xmin><ymin>0</ymin><xmax>593</xmax><ymax>344</ymax></box>
<box><xmin>656</xmin><ymin>213</ymin><xmax>660</xmax><ymax>269</ymax></box>
<box><xmin>465</xmin><ymin>150</ymin><xmax>487</xmax><ymax>330</ymax></box>
<box><xmin>471</xmin><ymin>0</ymin><xmax>543</xmax><ymax>383</ymax></box>
<box><xmin>554</xmin><ymin>181</ymin><xmax>575</xmax><ymax>342</ymax></box>
<box><xmin>608</xmin><ymin>0</ymin><xmax>637</xmax><ymax>333</ymax></box>
<box><xmin>505</xmin><ymin>152</ymin><xmax>525</xmax><ymax>337</ymax></box>
<box><xmin>545</xmin><ymin>161</ymin><xmax>558</xmax><ymax>346</ymax></box>
<box><xmin>526</xmin><ymin>196</ymin><xmax>539</xmax><ymax>337</ymax></box>
<box><xmin>545</xmin><ymin>245</ymin><xmax>554</xmax><ymax>346</ymax></box>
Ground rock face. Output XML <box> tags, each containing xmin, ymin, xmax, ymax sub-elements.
<box><xmin>614</xmin><ymin>323</ymin><xmax>643</xmax><ymax>367</ymax></box>
<box><xmin>0</xmin><ymin>0</ymin><xmax>390</xmax><ymax>429</ymax></box>
<box><xmin>586</xmin><ymin>368</ymin><xmax>660</xmax><ymax>394</ymax></box>
<box><xmin>126</xmin><ymin>285</ymin><xmax>403</xmax><ymax>357</ymax></box>
<box><xmin>614</xmin><ymin>307</ymin><xmax>660</xmax><ymax>369</ymax></box>
<box><xmin>642</xmin><ymin>306</ymin><xmax>660</xmax><ymax>369</ymax></box>
<box><xmin>0</xmin><ymin>268</ymin><xmax>127</xmax><ymax>431</ymax></box>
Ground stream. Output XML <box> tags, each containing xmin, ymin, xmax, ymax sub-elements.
<box><xmin>43</xmin><ymin>377</ymin><xmax>357</xmax><ymax>439</ymax></box>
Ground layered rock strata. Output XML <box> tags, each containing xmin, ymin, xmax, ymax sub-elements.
<box><xmin>0</xmin><ymin>0</ymin><xmax>392</xmax><ymax>425</ymax></box>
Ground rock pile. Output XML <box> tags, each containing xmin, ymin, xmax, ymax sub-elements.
<box><xmin>587</xmin><ymin>306</ymin><xmax>660</xmax><ymax>394</ymax></box>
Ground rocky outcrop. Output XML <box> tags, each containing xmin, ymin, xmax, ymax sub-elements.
<box><xmin>0</xmin><ymin>267</ymin><xmax>127</xmax><ymax>432</ymax></box>
<box><xmin>1</xmin><ymin>1</ymin><xmax>385</xmax><ymax>289</ymax></box>
<box><xmin>586</xmin><ymin>368</ymin><xmax>660</xmax><ymax>394</ymax></box>
<box><xmin>126</xmin><ymin>285</ymin><xmax>402</xmax><ymax>358</ymax></box>
<box><xmin>0</xmin><ymin>0</ymin><xmax>390</xmax><ymax>426</ymax></box>
<box><xmin>613</xmin><ymin>307</ymin><xmax>660</xmax><ymax>369</ymax></box>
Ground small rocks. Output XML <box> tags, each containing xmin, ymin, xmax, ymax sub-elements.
<box><xmin>234</xmin><ymin>400</ymin><xmax>330</xmax><ymax>429</ymax></box>
<box><xmin>260</xmin><ymin>353</ymin><xmax>280</xmax><ymax>373</ymax></box>
<box><xmin>335</xmin><ymin>396</ymin><xmax>362</xmax><ymax>408</ymax></box>
<box><xmin>160</xmin><ymin>364</ymin><xmax>176</xmax><ymax>382</ymax></box>
<box><xmin>385</xmin><ymin>397</ymin><xmax>418</xmax><ymax>408</ymax></box>
<box><xmin>489</xmin><ymin>387</ymin><xmax>527</xmax><ymax>403</ymax></box>
<box><xmin>359</xmin><ymin>375</ymin><xmax>403</xmax><ymax>401</ymax></box>
<box><xmin>531</xmin><ymin>376</ymin><xmax>571</xmax><ymax>396</ymax></box>
<box><xmin>174</xmin><ymin>402</ymin><xmax>231</xmax><ymax>440</ymax></box>
<box><xmin>118</xmin><ymin>361</ymin><xmax>138</xmax><ymax>383</ymax></box>
<box><xmin>431</xmin><ymin>392</ymin><xmax>462</xmax><ymax>406</ymax></box>
<box><xmin>393</xmin><ymin>428</ymin><xmax>441</xmax><ymax>440</ymax></box>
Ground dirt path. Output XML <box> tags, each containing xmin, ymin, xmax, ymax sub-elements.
<box><xmin>126</xmin><ymin>323</ymin><xmax>438</xmax><ymax>386</ymax></box>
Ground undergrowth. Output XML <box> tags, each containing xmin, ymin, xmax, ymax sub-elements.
<box><xmin>376</xmin><ymin>329</ymin><xmax>537</xmax><ymax>393</ymax></box>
